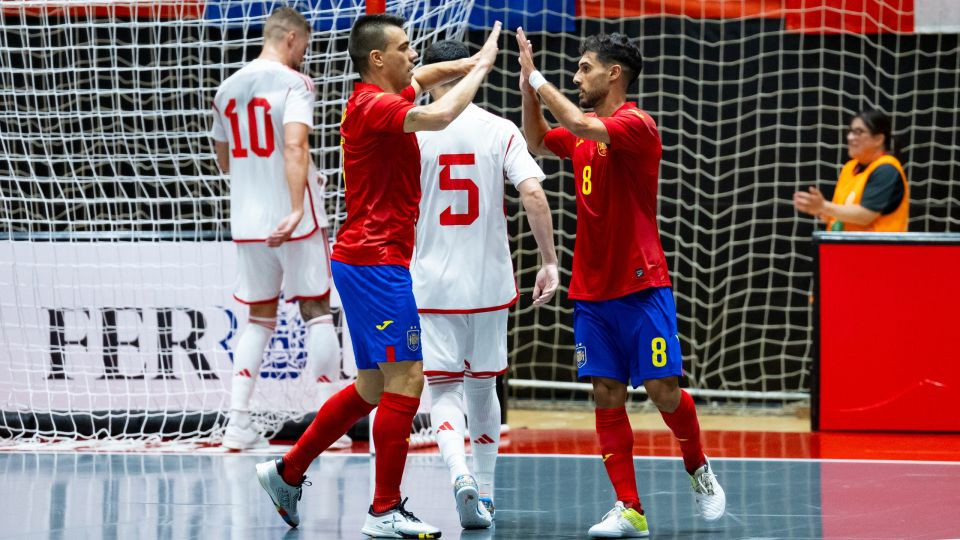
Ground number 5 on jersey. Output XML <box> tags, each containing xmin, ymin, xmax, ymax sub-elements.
<box><xmin>438</xmin><ymin>153</ymin><xmax>478</xmax><ymax>226</ymax></box>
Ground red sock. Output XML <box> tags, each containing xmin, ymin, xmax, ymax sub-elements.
<box><xmin>371</xmin><ymin>392</ymin><xmax>420</xmax><ymax>513</ymax></box>
<box><xmin>659</xmin><ymin>389</ymin><xmax>707</xmax><ymax>474</ymax></box>
<box><xmin>281</xmin><ymin>383</ymin><xmax>374</xmax><ymax>485</ymax></box>
<box><xmin>596</xmin><ymin>407</ymin><xmax>642</xmax><ymax>513</ymax></box>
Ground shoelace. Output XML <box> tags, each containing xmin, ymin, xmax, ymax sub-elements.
<box><xmin>297</xmin><ymin>477</ymin><xmax>312</xmax><ymax>501</ymax></box>
<box><xmin>395</xmin><ymin>498</ymin><xmax>422</xmax><ymax>523</ymax></box>
<box><xmin>695</xmin><ymin>471</ymin><xmax>716</xmax><ymax>496</ymax></box>
<box><xmin>603</xmin><ymin>503</ymin><xmax>625</xmax><ymax>521</ymax></box>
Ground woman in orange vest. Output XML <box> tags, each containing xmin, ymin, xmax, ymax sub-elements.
<box><xmin>793</xmin><ymin>110</ymin><xmax>909</xmax><ymax>232</ymax></box>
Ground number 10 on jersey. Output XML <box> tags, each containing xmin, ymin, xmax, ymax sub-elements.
<box><xmin>224</xmin><ymin>97</ymin><xmax>275</xmax><ymax>158</ymax></box>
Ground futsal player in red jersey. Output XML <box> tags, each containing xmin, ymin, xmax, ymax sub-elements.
<box><xmin>256</xmin><ymin>14</ymin><xmax>502</xmax><ymax>539</ymax></box>
<box><xmin>516</xmin><ymin>29</ymin><xmax>726</xmax><ymax>537</ymax></box>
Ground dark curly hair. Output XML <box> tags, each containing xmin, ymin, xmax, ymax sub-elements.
<box><xmin>580</xmin><ymin>33</ymin><xmax>644</xmax><ymax>88</ymax></box>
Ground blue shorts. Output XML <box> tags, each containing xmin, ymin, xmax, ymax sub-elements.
<box><xmin>331</xmin><ymin>261</ymin><xmax>422</xmax><ymax>370</ymax></box>
<box><xmin>573</xmin><ymin>287</ymin><xmax>683</xmax><ymax>388</ymax></box>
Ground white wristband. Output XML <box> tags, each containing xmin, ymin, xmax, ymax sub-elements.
<box><xmin>528</xmin><ymin>70</ymin><xmax>548</xmax><ymax>92</ymax></box>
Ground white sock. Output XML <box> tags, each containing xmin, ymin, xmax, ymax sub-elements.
<box><xmin>465</xmin><ymin>376</ymin><xmax>500</xmax><ymax>498</ymax></box>
<box><xmin>430</xmin><ymin>381</ymin><xmax>470</xmax><ymax>484</ymax></box>
<box><xmin>306</xmin><ymin>314</ymin><xmax>339</xmax><ymax>384</ymax></box>
<box><xmin>229</xmin><ymin>317</ymin><xmax>274</xmax><ymax>425</ymax></box>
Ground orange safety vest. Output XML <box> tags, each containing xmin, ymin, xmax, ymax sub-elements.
<box><xmin>826</xmin><ymin>154</ymin><xmax>909</xmax><ymax>232</ymax></box>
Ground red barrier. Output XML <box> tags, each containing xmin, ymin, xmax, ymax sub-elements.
<box><xmin>814</xmin><ymin>232</ymin><xmax>960</xmax><ymax>432</ymax></box>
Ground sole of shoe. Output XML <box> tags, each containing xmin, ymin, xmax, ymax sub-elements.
<box><xmin>455</xmin><ymin>483</ymin><xmax>490</xmax><ymax>530</ymax></box>
<box><xmin>360</xmin><ymin>525</ymin><xmax>441</xmax><ymax>539</ymax></box>
<box><xmin>256</xmin><ymin>462</ymin><xmax>298</xmax><ymax>528</ymax></box>
<box><xmin>587</xmin><ymin>530</ymin><xmax>650</xmax><ymax>538</ymax></box>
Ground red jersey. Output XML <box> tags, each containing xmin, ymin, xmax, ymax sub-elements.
<box><xmin>334</xmin><ymin>82</ymin><xmax>421</xmax><ymax>266</ymax></box>
<box><xmin>543</xmin><ymin>102</ymin><xmax>671</xmax><ymax>301</ymax></box>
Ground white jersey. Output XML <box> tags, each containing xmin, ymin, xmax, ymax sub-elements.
<box><xmin>412</xmin><ymin>104</ymin><xmax>545</xmax><ymax>312</ymax></box>
<box><xmin>210</xmin><ymin>58</ymin><xmax>327</xmax><ymax>242</ymax></box>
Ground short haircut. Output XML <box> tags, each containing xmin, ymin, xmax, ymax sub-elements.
<box><xmin>263</xmin><ymin>7</ymin><xmax>310</xmax><ymax>43</ymax></box>
<box><xmin>349</xmin><ymin>13</ymin><xmax>407</xmax><ymax>76</ymax></box>
<box><xmin>580</xmin><ymin>33</ymin><xmax>644</xmax><ymax>88</ymax></box>
<box><xmin>422</xmin><ymin>40</ymin><xmax>470</xmax><ymax>65</ymax></box>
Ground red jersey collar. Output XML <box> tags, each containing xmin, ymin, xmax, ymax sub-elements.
<box><xmin>353</xmin><ymin>81</ymin><xmax>385</xmax><ymax>93</ymax></box>
<box><xmin>613</xmin><ymin>101</ymin><xmax>638</xmax><ymax>115</ymax></box>
<box><xmin>586</xmin><ymin>101</ymin><xmax>638</xmax><ymax>118</ymax></box>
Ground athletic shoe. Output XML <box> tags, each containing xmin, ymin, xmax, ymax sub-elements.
<box><xmin>328</xmin><ymin>433</ymin><xmax>353</xmax><ymax>450</ymax></box>
<box><xmin>690</xmin><ymin>460</ymin><xmax>726</xmax><ymax>521</ymax></box>
<box><xmin>453</xmin><ymin>475</ymin><xmax>492</xmax><ymax>529</ymax></box>
<box><xmin>222</xmin><ymin>419</ymin><xmax>269</xmax><ymax>450</ymax></box>
<box><xmin>361</xmin><ymin>497</ymin><xmax>442</xmax><ymax>538</ymax></box>
<box><xmin>256</xmin><ymin>458</ymin><xmax>308</xmax><ymax>528</ymax></box>
<box><xmin>479</xmin><ymin>497</ymin><xmax>495</xmax><ymax>520</ymax></box>
<box><xmin>587</xmin><ymin>501</ymin><xmax>649</xmax><ymax>538</ymax></box>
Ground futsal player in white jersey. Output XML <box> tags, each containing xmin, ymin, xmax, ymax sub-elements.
<box><xmin>210</xmin><ymin>7</ymin><xmax>345</xmax><ymax>450</ymax></box>
<box><xmin>411</xmin><ymin>40</ymin><xmax>560</xmax><ymax>529</ymax></box>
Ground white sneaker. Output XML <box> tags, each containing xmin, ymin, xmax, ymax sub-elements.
<box><xmin>453</xmin><ymin>475</ymin><xmax>492</xmax><ymax>529</ymax></box>
<box><xmin>361</xmin><ymin>498</ymin><xmax>441</xmax><ymax>538</ymax></box>
<box><xmin>222</xmin><ymin>419</ymin><xmax>268</xmax><ymax>450</ymax></box>
<box><xmin>690</xmin><ymin>460</ymin><xmax>726</xmax><ymax>521</ymax></box>
<box><xmin>588</xmin><ymin>501</ymin><xmax>649</xmax><ymax>538</ymax></box>
<box><xmin>328</xmin><ymin>433</ymin><xmax>353</xmax><ymax>450</ymax></box>
<box><xmin>256</xmin><ymin>458</ymin><xmax>307</xmax><ymax>528</ymax></box>
<box><xmin>479</xmin><ymin>497</ymin><xmax>495</xmax><ymax>520</ymax></box>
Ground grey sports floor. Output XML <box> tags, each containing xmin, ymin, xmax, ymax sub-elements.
<box><xmin>1</xmin><ymin>452</ymin><xmax>958</xmax><ymax>539</ymax></box>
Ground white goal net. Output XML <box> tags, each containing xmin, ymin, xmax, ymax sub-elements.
<box><xmin>464</xmin><ymin>1</ymin><xmax>960</xmax><ymax>403</ymax></box>
<box><xmin>0</xmin><ymin>0</ymin><xmax>472</xmax><ymax>446</ymax></box>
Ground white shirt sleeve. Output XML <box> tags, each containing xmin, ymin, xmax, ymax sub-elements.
<box><xmin>283</xmin><ymin>81</ymin><xmax>315</xmax><ymax>128</ymax></box>
<box><xmin>210</xmin><ymin>101</ymin><xmax>227</xmax><ymax>142</ymax></box>
<box><xmin>502</xmin><ymin>123</ymin><xmax>545</xmax><ymax>188</ymax></box>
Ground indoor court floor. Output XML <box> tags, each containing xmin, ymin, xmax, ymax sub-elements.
<box><xmin>2</xmin><ymin>428</ymin><xmax>959</xmax><ymax>539</ymax></box>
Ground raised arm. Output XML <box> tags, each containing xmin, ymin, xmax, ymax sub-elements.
<box><xmin>518</xmin><ymin>178</ymin><xmax>559</xmax><ymax>305</ymax></box>
<box><xmin>411</xmin><ymin>57</ymin><xmax>475</xmax><ymax>97</ymax></box>
<box><xmin>403</xmin><ymin>21</ymin><xmax>501</xmax><ymax>133</ymax></box>
<box><xmin>516</xmin><ymin>27</ymin><xmax>610</xmax><ymax>144</ymax></box>
<box><xmin>266</xmin><ymin>122</ymin><xmax>309</xmax><ymax>247</ymax></box>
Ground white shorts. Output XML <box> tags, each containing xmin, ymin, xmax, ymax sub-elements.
<box><xmin>233</xmin><ymin>229</ymin><xmax>331</xmax><ymax>304</ymax></box>
<box><xmin>421</xmin><ymin>309</ymin><xmax>508</xmax><ymax>386</ymax></box>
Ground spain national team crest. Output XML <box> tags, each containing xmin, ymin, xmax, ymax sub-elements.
<box><xmin>596</xmin><ymin>141</ymin><xmax>608</xmax><ymax>156</ymax></box>
<box><xmin>575</xmin><ymin>343</ymin><xmax>587</xmax><ymax>368</ymax></box>
<box><xmin>407</xmin><ymin>327</ymin><xmax>421</xmax><ymax>352</ymax></box>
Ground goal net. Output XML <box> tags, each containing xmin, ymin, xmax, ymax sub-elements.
<box><xmin>464</xmin><ymin>1</ymin><xmax>959</xmax><ymax>404</ymax></box>
<box><xmin>0</xmin><ymin>0</ymin><xmax>472</xmax><ymax>447</ymax></box>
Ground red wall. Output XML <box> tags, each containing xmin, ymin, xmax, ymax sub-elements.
<box><xmin>818</xmin><ymin>242</ymin><xmax>960</xmax><ymax>431</ymax></box>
